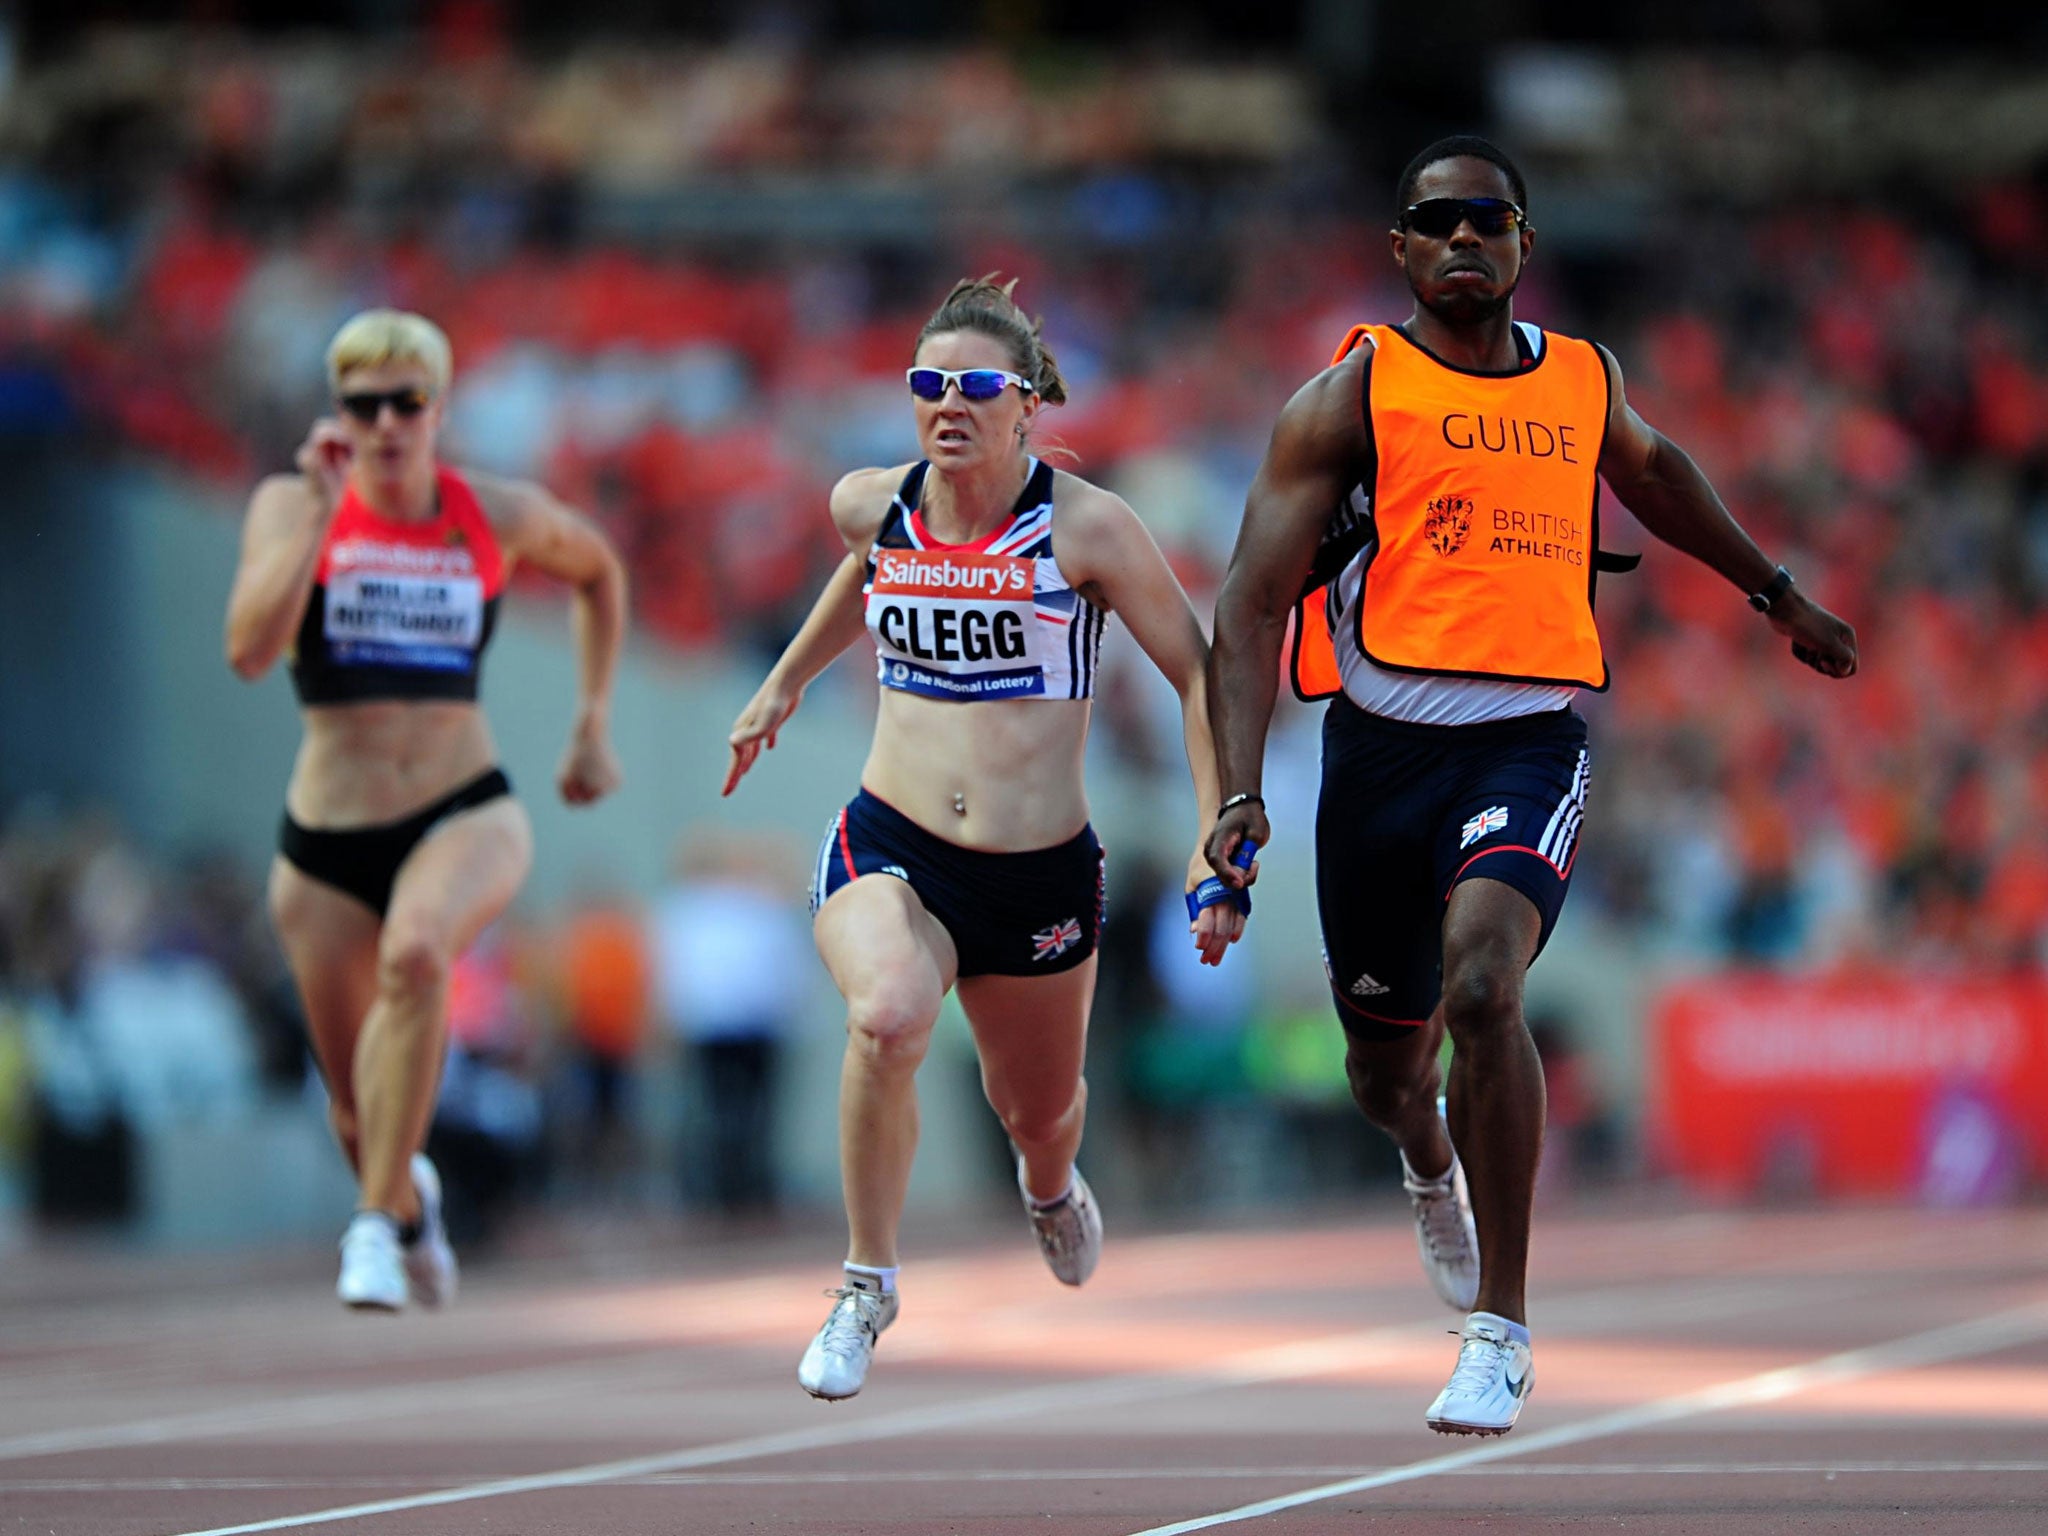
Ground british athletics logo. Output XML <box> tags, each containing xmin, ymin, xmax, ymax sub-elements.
<box><xmin>1461</xmin><ymin>805</ymin><xmax>1510</xmax><ymax>849</ymax></box>
<box><xmin>1032</xmin><ymin>918</ymin><xmax>1084</xmax><ymax>962</ymax></box>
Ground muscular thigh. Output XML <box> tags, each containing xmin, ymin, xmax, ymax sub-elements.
<box><xmin>957</xmin><ymin>958</ymin><xmax>1095</xmax><ymax>1102</ymax></box>
<box><xmin>268</xmin><ymin>857</ymin><xmax>382</xmax><ymax>1077</ymax></box>
<box><xmin>1432</xmin><ymin>713</ymin><xmax>1589</xmax><ymax>958</ymax></box>
<box><xmin>1316</xmin><ymin>712</ymin><xmax>1447</xmax><ymax>1032</ymax></box>
<box><xmin>383</xmin><ymin>796</ymin><xmax>534</xmax><ymax>955</ymax></box>
<box><xmin>813</xmin><ymin>872</ymin><xmax>958</xmax><ymax>1024</ymax></box>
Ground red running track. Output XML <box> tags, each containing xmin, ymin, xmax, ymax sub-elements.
<box><xmin>4</xmin><ymin>1203</ymin><xmax>2047</xmax><ymax>1535</ymax></box>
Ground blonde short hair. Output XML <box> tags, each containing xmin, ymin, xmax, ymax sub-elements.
<box><xmin>325</xmin><ymin>309</ymin><xmax>453</xmax><ymax>395</ymax></box>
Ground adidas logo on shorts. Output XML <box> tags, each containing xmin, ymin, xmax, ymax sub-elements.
<box><xmin>1350</xmin><ymin>973</ymin><xmax>1390</xmax><ymax>998</ymax></box>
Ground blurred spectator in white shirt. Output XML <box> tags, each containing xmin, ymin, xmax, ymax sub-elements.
<box><xmin>651</xmin><ymin>828</ymin><xmax>813</xmax><ymax>1216</ymax></box>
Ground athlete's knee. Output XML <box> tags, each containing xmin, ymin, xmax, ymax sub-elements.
<box><xmin>1345</xmin><ymin>1042</ymin><xmax>1435</xmax><ymax>1127</ymax></box>
<box><xmin>1439</xmin><ymin>956</ymin><xmax>1523</xmax><ymax>1042</ymax></box>
<box><xmin>993</xmin><ymin>1076</ymin><xmax>1085</xmax><ymax>1149</ymax></box>
<box><xmin>376</xmin><ymin>926</ymin><xmax>455</xmax><ymax>1009</ymax></box>
<box><xmin>845</xmin><ymin>990</ymin><xmax>936</xmax><ymax>1072</ymax></box>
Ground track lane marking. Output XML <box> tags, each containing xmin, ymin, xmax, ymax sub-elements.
<box><xmin>0</xmin><ymin>1351</ymin><xmax>713</xmax><ymax>1462</ymax></box>
<box><xmin>1120</xmin><ymin>1298</ymin><xmax>2048</xmax><ymax>1535</ymax></box>
<box><xmin>157</xmin><ymin>1283</ymin><xmax>2037</xmax><ymax>1536</ymax></box>
<box><xmin>14</xmin><ymin>1242</ymin><xmax>1913</xmax><ymax>1464</ymax></box>
<box><xmin>152</xmin><ymin>1327</ymin><xmax>1428</xmax><ymax>1536</ymax></box>
<box><xmin>10</xmin><ymin>1205</ymin><xmax>1936</xmax><ymax>1459</ymax></box>
<box><xmin>18</xmin><ymin>1461</ymin><xmax>2048</xmax><ymax>1495</ymax></box>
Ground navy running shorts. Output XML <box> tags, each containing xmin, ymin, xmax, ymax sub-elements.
<box><xmin>1315</xmin><ymin>697</ymin><xmax>1589</xmax><ymax>1038</ymax></box>
<box><xmin>810</xmin><ymin>789</ymin><xmax>1106</xmax><ymax>978</ymax></box>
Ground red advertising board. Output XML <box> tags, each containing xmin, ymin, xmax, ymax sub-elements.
<box><xmin>1649</xmin><ymin>974</ymin><xmax>2048</xmax><ymax>1197</ymax></box>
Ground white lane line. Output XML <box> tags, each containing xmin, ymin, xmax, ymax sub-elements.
<box><xmin>149</xmin><ymin>1264</ymin><xmax>1944</xmax><ymax>1536</ymax></box>
<box><xmin>0</xmin><ymin>1351</ymin><xmax>708</xmax><ymax>1463</ymax></box>
<box><xmin>156</xmin><ymin>1369</ymin><xmax>1295</xmax><ymax>1536</ymax></box>
<box><xmin>628</xmin><ymin>1459</ymin><xmax>2048</xmax><ymax>1485</ymax></box>
<box><xmin>9</xmin><ymin>1218</ymin><xmax>1916</xmax><ymax>1463</ymax></box>
<box><xmin>0</xmin><ymin>1274</ymin><xmax>1642</xmax><ymax>1463</ymax></box>
<box><xmin>1121</xmin><ymin>1298</ymin><xmax>2048</xmax><ymax>1535</ymax></box>
<box><xmin>164</xmin><ymin>1295</ymin><xmax>1522</xmax><ymax>1536</ymax></box>
<box><xmin>17</xmin><ymin>1461</ymin><xmax>2048</xmax><ymax>1495</ymax></box>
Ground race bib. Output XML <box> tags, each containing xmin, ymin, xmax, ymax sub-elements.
<box><xmin>868</xmin><ymin>549</ymin><xmax>1045</xmax><ymax>700</ymax></box>
<box><xmin>324</xmin><ymin>568</ymin><xmax>485</xmax><ymax>672</ymax></box>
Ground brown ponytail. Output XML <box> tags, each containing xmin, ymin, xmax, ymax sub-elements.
<box><xmin>914</xmin><ymin>274</ymin><xmax>1069</xmax><ymax>406</ymax></box>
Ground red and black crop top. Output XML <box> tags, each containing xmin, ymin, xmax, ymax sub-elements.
<box><xmin>289</xmin><ymin>466</ymin><xmax>506</xmax><ymax>706</ymax></box>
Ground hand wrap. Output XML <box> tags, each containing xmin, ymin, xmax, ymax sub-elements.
<box><xmin>1186</xmin><ymin>840</ymin><xmax>1258</xmax><ymax>921</ymax></box>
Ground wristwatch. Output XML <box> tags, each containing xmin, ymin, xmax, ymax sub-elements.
<box><xmin>1747</xmin><ymin>565</ymin><xmax>1794</xmax><ymax>613</ymax></box>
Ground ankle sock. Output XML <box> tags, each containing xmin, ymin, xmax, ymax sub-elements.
<box><xmin>1026</xmin><ymin>1176</ymin><xmax>1075</xmax><ymax>1211</ymax></box>
<box><xmin>844</xmin><ymin>1262</ymin><xmax>897</xmax><ymax>1295</ymax></box>
<box><xmin>1400</xmin><ymin>1150</ymin><xmax>1454</xmax><ymax>1187</ymax></box>
<box><xmin>1472</xmin><ymin>1310</ymin><xmax>1530</xmax><ymax>1347</ymax></box>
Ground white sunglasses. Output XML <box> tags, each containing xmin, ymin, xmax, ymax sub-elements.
<box><xmin>905</xmin><ymin>366</ymin><xmax>1036</xmax><ymax>402</ymax></box>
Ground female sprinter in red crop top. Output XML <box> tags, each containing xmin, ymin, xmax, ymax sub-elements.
<box><xmin>225</xmin><ymin>309</ymin><xmax>626</xmax><ymax>1312</ymax></box>
<box><xmin>725</xmin><ymin>277</ymin><xmax>1246</xmax><ymax>1401</ymax></box>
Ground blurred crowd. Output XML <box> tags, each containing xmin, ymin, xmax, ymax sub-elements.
<box><xmin>1586</xmin><ymin>197</ymin><xmax>2048</xmax><ymax>975</ymax></box>
<box><xmin>0</xmin><ymin>33</ymin><xmax>2043</xmax><ymax>1146</ymax></box>
<box><xmin>0</xmin><ymin>810</ymin><xmax>300</xmax><ymax>1222</ymax></box>
<box><xmin>0</xmin><ymin>806</ymin><xmax>831</xmax><ymax>1233</ymax></box>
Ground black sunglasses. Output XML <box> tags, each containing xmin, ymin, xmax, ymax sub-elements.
<box><xmin>1399</xmin><ymin>197</ymin><xmax>1526</xmax><ymax>238</ymax></box>
<box><xmin>337</xmin><ymin>388</ymin><xmax>432</xmax><ymax>423</ymax></box>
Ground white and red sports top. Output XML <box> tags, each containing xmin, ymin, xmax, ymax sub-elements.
<box><xmin>289</xmin><ymin>466</ymin><xmax>506</xmax><ymax>705</ymax></box>
<box><xmin>863</xmin><ymin>459</ymin><xmax>1107</xmax><ymax>702</ymax></box>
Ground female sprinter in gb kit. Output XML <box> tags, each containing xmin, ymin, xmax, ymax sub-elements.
<box><xmin>724</xmin><ymin>276</ymin><xmax>1248</xmax><ymax>1400</ymax></box>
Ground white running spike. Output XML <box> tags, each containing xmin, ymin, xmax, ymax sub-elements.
<box><xmin>1426</xmin><ymin>1313</ymin><xmax>1534</xmax><ymax>1435</ymax></box>
<box><xmin>336</xmin><ymin>1212</ymin><xmax>407</xmax><ymax>1313</ymax></box>
<box><xmin>798</xmin><ymin>1279</ymin><xmax>899</xmax><ymax>1401</ymax></box>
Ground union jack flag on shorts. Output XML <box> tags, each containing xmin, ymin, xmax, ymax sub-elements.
<box><xmin>1032</xmin><ymin>917</ymin><xmax>1084</xmax><ymax>962</ymax></box>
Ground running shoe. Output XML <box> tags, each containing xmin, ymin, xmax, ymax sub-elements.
<box><xmin>336</xmin><ymin>1211</ymin><xmax>407</xmax><ymax>1312</ymax></box>
<box><xmin>1403</xmin><ymin>1151</ymin><xmax>1480</xmax><ymax>1312</ymax></box>
<box><xmin>1020</xmin><ymin>1160</ymin><xmax>1102</xmax><ymax>1286</ymax></box>
<box><xmin>402</xmin><ymin>1152</ymin><xmax>458</xmax><ymax>1309</ymax></box>
<box><xmin>797</xmin><ymin>1276</ymin><xmax>898</xmax><ymax>1401</ymax></box>
<box><xmin>1426</xmin><ymin>1314</ymin><xmax>1533</xmax><ymax>1436</ymax></box>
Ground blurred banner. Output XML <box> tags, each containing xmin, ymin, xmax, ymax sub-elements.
<box><xmin>1650</xmin><ymin>975</ymin><xmax>2048</xmax><ymax>1201</ymax></box>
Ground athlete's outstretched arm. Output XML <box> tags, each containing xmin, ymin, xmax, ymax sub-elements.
<box><xmin>1057</xmin><ymin>483</ymin><xmax>1243</xmax><ymax>964</ymax></box>
<box><xmin>1595</xmin><ymin>345</ymin><xmax>1857</xmax><ymax>678</ymax></box>
<box><xmin>724</xmin><ymin>469</ymin><xmax>895</xmax><ymax>797</ymax></box>
<box><xmin>485</xmin><ymin>476</ymin><xmax>630</xmax><ymax>804</ymax></box>
<box><xmin>1205</xmin><ymin>350</ymin><xmax>1371</xmax><ymax>884</ymax></box>
<box><xmin>224</xmin><ymin>420</ymin><xmax>351</xmax><ymax>678</ymax></box>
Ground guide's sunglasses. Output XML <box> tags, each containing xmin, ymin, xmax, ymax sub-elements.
<box><xmin>337</xmin><ymin>388</ymin><xmax>433</xmax><ymax>423</ymax></box>
<box><xmin>906</xmin><ymin>367</ymin><xmax>1035</xmax><ymax>402</ymax></box>
<box><xmin>1399</xmin><ymin>197</ymin><xmax>1526</xmax><ymax>238</ymax></box>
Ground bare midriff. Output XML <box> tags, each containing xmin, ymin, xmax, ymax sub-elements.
<box><xmin>860</xmin><ymin>691</ymin><xmax>1091</xmax><ymax>851</ymax></box>
<box><xmin>286</xmin><ymin>701</ymin><xmax>500</xmax><ymax>828</ymax></box>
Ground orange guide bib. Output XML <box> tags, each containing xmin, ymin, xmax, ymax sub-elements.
<box><xmin>1292</xmin><ymin>324</ymin><xmax>1615</xmax><ymax>698</ymax></box>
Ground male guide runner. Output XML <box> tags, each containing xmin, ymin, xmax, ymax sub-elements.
<box><xmin>1204</xmin><ymin>136</ymin><xmax>1857</xmax><ymax>1436</ymax></box>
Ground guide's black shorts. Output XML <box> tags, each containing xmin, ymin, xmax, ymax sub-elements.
<box><xmin>1316</xmin><ymin>698</ymin><xmax>1588</xmax><ymax>1039</ymax></box>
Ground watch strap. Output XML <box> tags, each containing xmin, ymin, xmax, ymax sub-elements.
<box><xmin>1748</xmin><ymin>565</ymin><xmax>1794</xmax><ymax>612</ymax></box>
